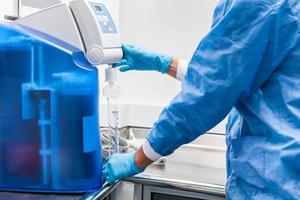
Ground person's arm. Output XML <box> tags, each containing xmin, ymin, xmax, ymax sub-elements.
<box><xmin>166</xmin><ymin>58</ymin><xmax>178</xmax><ymax>78</ymax></box>
<box><xmin>137</xmin><ymin>0</ymin><xmax>276</xmax><ymax>164</ymax></box>
<box><xmin>167</xmin><ymin>58</ymin><xmax>189</xmax><ymax>81</ymax></box>
<box><xmin>113</xmin><ymin>44</ymin><xmax>189</xmax><ymax>80</ymax></box>
<box><xmin>135</xmin><ymin>145</ymin><xmax>153</xmax><ymax>169</ymax></box>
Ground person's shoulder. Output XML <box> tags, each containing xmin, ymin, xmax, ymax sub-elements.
<box><xmin>230</xmin><ymin>0</ymin><xmax>282</xmax><ymax>16</ymax></box>
<box><xmin>234</xmin><ymin>0</ymin><xmax>296</xmax><ymax>10</ymax></box>
<box><xmin>233</xmin><ymin>0</ymin><xmax>276</xmax><ymax>8</ymax></box>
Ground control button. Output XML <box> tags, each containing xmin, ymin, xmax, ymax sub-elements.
<box><xmin>97</xmin><ymin>16</ymin><xmax>107</xmax><ymax>21</ymax></box>
<box><xmin>97</xmin><ymin>16</ymin><xmax>103</xmax><ymax>21</ymax></box>
<box><xmin>87</xmin><ymin>45</ymin><xmax>104</xmax><ymax>65</ymax></box>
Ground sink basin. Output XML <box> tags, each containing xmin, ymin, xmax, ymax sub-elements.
<box><xmin>116</xmin><ymin>127</ymin><xmax>226</xmax><ymax>170</ymax></box>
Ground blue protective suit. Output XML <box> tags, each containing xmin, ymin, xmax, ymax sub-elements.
<box><xmin>146</xmin><ymin>0</ymin><xmax>300</xmax><ymax>199</ymax></box>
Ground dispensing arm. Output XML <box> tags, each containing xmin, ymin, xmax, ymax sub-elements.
<box><xmin>15</xmin><ymin>0</ymin><xmax>123</xmax><ymax>66</ymax></box>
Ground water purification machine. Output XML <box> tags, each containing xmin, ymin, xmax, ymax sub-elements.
<box><xmin>0</xmin><ymin>0</ymin><xmax>122</xmax><ymax>192</ymax></box>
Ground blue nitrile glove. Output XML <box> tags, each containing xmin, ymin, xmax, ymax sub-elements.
<box><xmin>103</xmin><ymin>153</ymin><xmax>144</xmax><ymax>184</ymax></box>
<box><xmin>113</xmin><ymin>44</ymin><xmax>173</xmax><ymax>73</ymax></box>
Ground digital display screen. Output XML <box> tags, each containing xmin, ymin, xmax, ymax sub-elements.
<box><xmin>89</xmin><ymin>2</ymin><xmax>118</xmax><ymax>34</ymax></box>
<box><xmin>95</xmin><ymin>5</ymin><xmax>102</xmax><ymax>12</ymax></box>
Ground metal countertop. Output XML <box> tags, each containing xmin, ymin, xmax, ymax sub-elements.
<box><xmin>127</xmin><ymin>159</ymin><xmax>226</xmax><ymax>197</ymax></box>
<box><xmin>125</xmin><ymin>128</ymin><xmax>227</xmax><ymax>197</ymax></box>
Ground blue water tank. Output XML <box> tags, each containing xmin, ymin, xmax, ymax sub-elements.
<box><xmin>0</xmin><ymin>22</ymin><xmax>102</xmax><ymax>192</ymax></box>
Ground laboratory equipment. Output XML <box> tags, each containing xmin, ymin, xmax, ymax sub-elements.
<box><xmin>0</xmin><ymin>0</ymin><xmax>122</xmax><ymax>192</ymax></box>
<box><xmin>103</xmin><ymin>67</ymin><xmax>121</xmax><ymax>156</ymax></box>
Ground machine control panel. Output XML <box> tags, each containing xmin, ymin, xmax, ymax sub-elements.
<box><xmin>89</xmin><ymin>3</ymin><xmax>117</xmax><ymax>34</ymax></box>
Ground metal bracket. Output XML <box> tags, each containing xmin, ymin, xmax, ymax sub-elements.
<box><xmin>4</xmin><ymin>15</ymin><xmax>20</xmax><ymax>21</ymax></box>
<box><xmin>4</xmin><ymin>0</ymin><xmax>21</xmax><ymax>20</ymax></box>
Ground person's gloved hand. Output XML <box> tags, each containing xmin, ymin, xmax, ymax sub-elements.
<box><xmin>113</xmin><ymin>44</ymin><xmax>172</xmax><ymax>73</ymax></box>
<box><xmin>103</xmin><ymin>153</ymin><xmax>144</xmax><ymax>184</ymax></box>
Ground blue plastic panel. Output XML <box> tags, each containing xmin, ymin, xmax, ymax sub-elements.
<box><xmin>0</xmin><ymin>22</ymin><xmax>102</xmax><ymax>192</ymax></box>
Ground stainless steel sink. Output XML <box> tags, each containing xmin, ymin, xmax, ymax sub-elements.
<box><xmin>117</xmin><ymin>127</ymin><xmax>226</xmax><ymax>170</ymax></box>
<box><xmin>104</xmin><ymin>127</ymin><xmax>227</xmax><ymax>199</ymax></box>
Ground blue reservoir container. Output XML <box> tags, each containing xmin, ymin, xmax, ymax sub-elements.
<box><xmin>0</xmin><ymin>22</ymin><xmax>102</xmax><ymax>192</ymax></box>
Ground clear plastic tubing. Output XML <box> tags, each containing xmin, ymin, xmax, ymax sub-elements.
<box><xmin>103</xmin><ymin>66</ymin><xmax>120</xmax><ymax>156</ymax></box>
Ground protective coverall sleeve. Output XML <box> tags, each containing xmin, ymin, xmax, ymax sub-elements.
<box><xmin>145</xmin><ymin>0</ymin><xmax>275</xmax><ymax>158</ymax></box>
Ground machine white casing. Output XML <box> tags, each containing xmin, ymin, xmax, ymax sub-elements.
<box><xmin>15</xmin><ymin>0</ymin><xmax>123</xmax><ymax>65</ymax></box>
